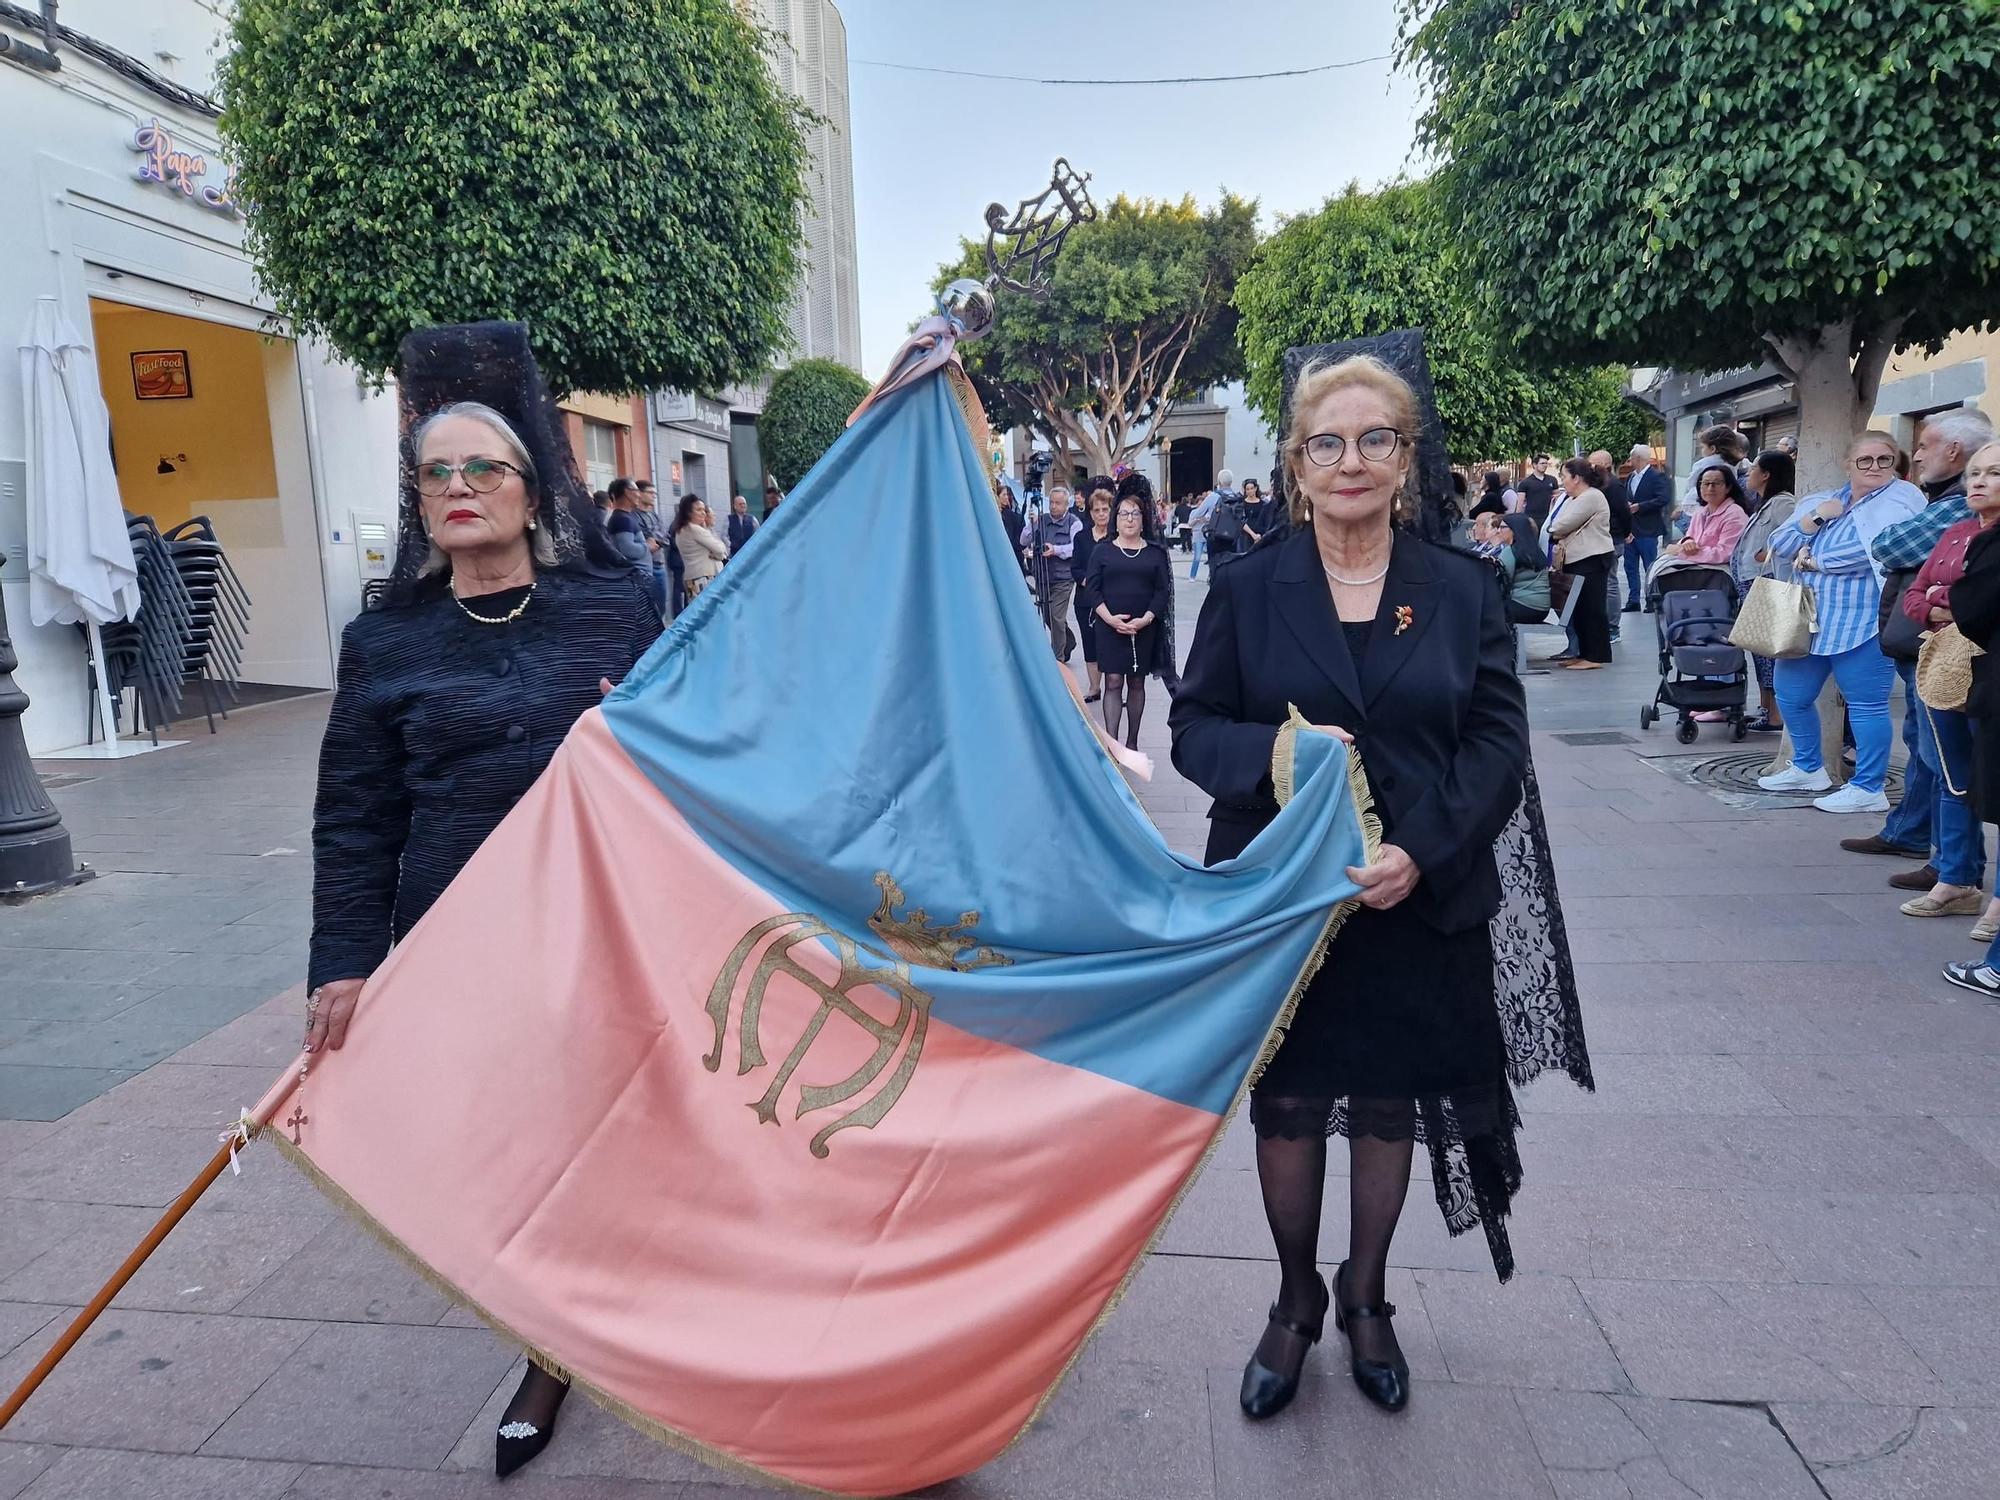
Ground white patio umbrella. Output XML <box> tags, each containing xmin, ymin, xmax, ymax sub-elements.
<box><xmin>19</xmin><ymin>296</ymin><xmax>142</xmax><ymax>753</ymax></box>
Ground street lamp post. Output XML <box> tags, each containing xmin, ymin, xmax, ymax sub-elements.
<box><xmin>0</xmin><ymin>556</ymin><xmax>90</xmax><ymax>898</ymax></box>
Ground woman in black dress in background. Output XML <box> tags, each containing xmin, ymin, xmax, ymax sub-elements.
<box><xmin>1072</xmin><ymin>485</ymin><xmax>1115</xmax><ymax>703</ymax></box>
<box><xmin>1171</xmin><ymin>353</ymin><xmax>1539</xmax><ymax>1422</ymax></box>
<box><xmin>1087</xmin><ymin>493</ymin><xmax>1172</xmax><ymax>749</ymax></box>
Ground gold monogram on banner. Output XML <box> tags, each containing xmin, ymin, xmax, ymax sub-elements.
<box><xmin>703</xmin><ymin>873</ymin><xmax>1010</xmax><ymax>1158</ymax></box>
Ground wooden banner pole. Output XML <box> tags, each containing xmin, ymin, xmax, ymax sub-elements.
<box><xmin>0</xmin><ymin>1055</ymin><xmax>306</xmax><ymax>1430</ymax></box>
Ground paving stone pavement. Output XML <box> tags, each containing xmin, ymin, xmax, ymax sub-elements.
<box><xmin>3</xmin><ymin>573</ymin><xmax>1999</xmax><ymax>1498</ymax></box>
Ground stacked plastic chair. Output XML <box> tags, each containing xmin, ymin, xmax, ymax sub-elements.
<box><xmin>87</xmin><ymin>517</ymin><xmax>192</xmax><ymax>744</ymax></box>
<box><xmin>161</xmin><ymin>517</ymin><xmax>252</xmax><ymax>732</ymax></box>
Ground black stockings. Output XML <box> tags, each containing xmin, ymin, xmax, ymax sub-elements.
<box><xmin>1251</xmin><ymin>1111</ymin><xmax>1413</xmax><ymax>1374</ymax></box>
<box><xmin>1122</xmin><ymin>677</ymin><xmax>1147</xmax><ymax>748</ymax></box>
<box><xmin>502</xmin><ymin>1364</ymin><xmax>570</xmax><ymax>1434</ymax></box>
<box><xmin>1101</xmin><ymin>675</ymin><xmax>1126</xmax><ymax>741</ymax></box>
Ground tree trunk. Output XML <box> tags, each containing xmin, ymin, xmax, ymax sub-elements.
<box><xmin>1757</xmin><ymin>315</ymin><xmax>1915</xmax><ymax>788</ymax></box>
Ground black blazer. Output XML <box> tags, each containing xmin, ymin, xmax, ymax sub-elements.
<box><xmin>1168</xmin><ymin>528</ymin><xmax>1528</xmax><ymax>933</ymax></box>
<box><xmin>308</xmin><ymin>568</ymin><xmax>664</xmax><ymax>989</ymax></box>
<box><xmin>1628</xmin><ymin>467</ymin><xmax>1672</xmax><ymax>538</ymax></box>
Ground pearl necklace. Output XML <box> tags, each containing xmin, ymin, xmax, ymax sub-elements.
<box><xmin>453</xmin><ymin>582</ymin><xmax>535</xmax><ymax>625</ymax></box>
<box><xmin>1323</xmin><ymin>561</ymin><xmax>1389</xmax><ymax>587</ymax></box>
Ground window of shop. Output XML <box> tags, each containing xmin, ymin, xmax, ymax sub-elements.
<box><xmin>582</xmin><ymin>420</ymin><xmax>620</xmax><ymax>492</ymax></box>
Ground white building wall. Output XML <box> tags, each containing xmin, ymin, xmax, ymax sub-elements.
<box><xmin>750</xmin><ymin>0</ymin><xmax>862</xmax><ymax>373</ymax></box>
<box><xmin>0</xmin><ymin>2</ymin><xmax>399</xmax><ymax>753</ymax></box>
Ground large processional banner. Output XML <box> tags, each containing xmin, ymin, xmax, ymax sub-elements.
<box><xmin>261</xmin><ymin>364</ymin><xmax>1374</xmax><ymax>1496</ymax></box>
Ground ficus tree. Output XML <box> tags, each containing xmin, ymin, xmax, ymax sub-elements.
<box><xmin>221</xmin><ymin>0</ymin><xmax>811</xmax><ymax>395</ymax></box>
<box><xmin>759</xmin><ymin>358</ymin><xmax>872</xmax><ymax>490</ymax></box>
<box><xmin>1235</xmin><ymin>179</ymin><xmax>1645</xmax><ymax>463</ymax></box>
<box><xmin>1400</xmin><ymin>0</ymin><xmax>2000</xmax><ymax>489</ymax></box>
<box><xmin>935</xmin><ymin>193</ymin><xmax>1258</xmax><ymax>475</ymax></box>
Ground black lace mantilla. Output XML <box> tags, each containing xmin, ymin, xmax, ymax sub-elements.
<box><xmin>1252</xmin><ymin>758</ymin><xmax>1591</xmax><ymax>1281</ymax></box>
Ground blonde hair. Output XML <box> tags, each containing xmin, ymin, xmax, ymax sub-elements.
<box><xmin>1284</xmin><ymin>354</ymin><xmax>1419</xmax><ymax>526</ymax></box>
<box><xmin>1848</xmin><ymin>428</ymin><xmax>1900</xmax><ymax>460</ymax></box>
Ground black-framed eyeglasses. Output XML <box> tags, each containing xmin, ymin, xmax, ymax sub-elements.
<box><xmin>1852</xmin><ymin>454</ymin><xmax>1898</xmax><ymax>471</ymax></box>
<box><xmin>1298</xmin><ymin>428</ymin><xmax>1403</xmax><ymax>467</ymax></box>
<box><xmin>416</xmin><ymin>458</ymin><xmax>525</xmax><ymax>496</ymax></box>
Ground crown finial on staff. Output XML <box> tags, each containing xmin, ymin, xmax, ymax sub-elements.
<box><xmin>983</xmin><ymin>159</ymin><xmax>1098</xmax><ymax>298</ymax></box>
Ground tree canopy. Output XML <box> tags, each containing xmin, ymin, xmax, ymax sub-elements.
<box><xmin>760</xmin><ymin>359</ymin><xmax>871</xmax><ymax>491</ymax></box>
<box><xmin>935</xmin><ymin>194</ymin><xmax>1257</xmax><ymax>475</ymax></box>
<box><xmin>1235</xmin><ymin>180</ymin><xmax>1650</xmax><ymax>463</ymax></box>
<box><xmin>221</xmin><ymin>0</ymin><xmax>811</xmax><ymax>394</ymax></box>
<box><xmin>1400</xmin><ymin>0</ymin><xmax>2000</xmax><ymax>484</ymax></box>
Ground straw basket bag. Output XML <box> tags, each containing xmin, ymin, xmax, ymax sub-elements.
<box><xmin>1916</xmin><ymin>624</ymin><xmax>1983</xmax><ymax>712</ymax></box>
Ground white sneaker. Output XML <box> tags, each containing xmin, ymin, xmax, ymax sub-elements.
<box><xmin>1813</xmin><ymin>784</ymin><xmax>1891</xmax><ymax>814</ymax></box>
<box><xmin>1756</xmin><ymin>765</ymin><xmax>1833</xmax><ymax>792</ymax></box>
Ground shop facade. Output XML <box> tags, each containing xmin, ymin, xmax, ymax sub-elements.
<box><xmin>0</xmin><ymin>30</ymin><xmax>399</xmax><ymax>754</ymax></box>
<box><xmin>651</xmin><ymin>390</ymin><xmax>734</xmax><ymax>511</ymax></box>
<box><xmin>1647</xmin><ymin>328</ymin><xmax>1998</xmax><ymax>495</ymax></box>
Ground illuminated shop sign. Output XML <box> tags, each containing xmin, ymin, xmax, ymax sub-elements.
<box><xmin>130</xmin><ymin>121</ymin><xmax>244</xmax><ymax>220</ymax></box>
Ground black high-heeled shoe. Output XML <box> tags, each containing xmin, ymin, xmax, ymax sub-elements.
<box><xmin>1333</xmin><ymin>1261</ymin><xmax>1409</xmax><ymax>1412</ymax></box>
<box><xmin>1238</xmin><ymin>1273</ymin><xmax>1329</xmax><ymax>1420</ymax></box>
<box><xmin>495</xmin><ymin>1364</ymin><xmax>571</xmax><ymax>1479</ymax></box>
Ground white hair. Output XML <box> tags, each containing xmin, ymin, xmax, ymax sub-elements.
<box><xmin>412</xmin><ymin>401</ymin><xmax>554</xmax><ymax>574</ymax></box>
<box><xmin>1928</xmin><ymin>408</ymin><xmax>1997</xmax><ymax>458</ymax></box>
<box><xmin>1216</xmin><ymin>468</ymin><xmax>1236</xmax><ymax>487</ymax></box>
<box><xmin>1628</xmin><ymin>443</ymin><xmax>1653</xmax><ymax>462</ymax></box>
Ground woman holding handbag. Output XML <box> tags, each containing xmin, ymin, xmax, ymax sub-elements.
<box><xmin>1757</xmin><ymin>432</ymin><xmax>1926</xmax><ymax>813</ymax></box>
<box><xmin>1937</xmin><ymin>442</ymin><xmax>2000</xmax><ymax>993</ymax></box>
<box><xmin>1895</xmin><ymin>448</ymin><xmax>2000</xmax><ymax>923</ymax></box>
<box><xmin>1732</xmin><ymin>450</ymin><xmax>1798</xmax><ymax>732</ymax></box>
<box><xmin>1545</xmin><ymin>458</ymin><xmax>1614</xmax><ymax>668</ymax></box>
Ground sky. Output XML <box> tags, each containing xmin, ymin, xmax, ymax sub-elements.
<box><xmin>841</xmin><ymin>0</ymin><xmax>1430</xmax><ymax>379</ymax></box>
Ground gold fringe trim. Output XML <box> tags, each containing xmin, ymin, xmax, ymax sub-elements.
<box><xmin>263</xmin><ymin>1134</ymin><xmax>846</xmax><ymax>1498</ymax></box>
<box><xmin>1004</xmin><ymin>714</ymin><xmax>1382</xmax><ymax>1445</ymax></box>
<box><xmin>261</xmin><ymin>735</ymin><xmax>1382</xmax><ymax>1494</ymax></box>
<box><xmin>943</xmin><ymin>360</ymin><xmax>994</xmax><ymax>458</ymax></box>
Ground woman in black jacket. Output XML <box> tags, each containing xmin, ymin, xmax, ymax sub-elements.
<box><xmin>303</xmin><ymin>325</ymin><xmax>661</xmax><ymax>1479</ymax></box>
<box><xmin>1170</xmin><ymin>353</ymin><xmax>1531</xmax><ymax>1421</ymax></box>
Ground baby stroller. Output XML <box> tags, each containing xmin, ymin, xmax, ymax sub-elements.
<box><xmin>1637</xmin><ymin>564</ymin><xmax>1748</xmax><ymax>744</ymax></box>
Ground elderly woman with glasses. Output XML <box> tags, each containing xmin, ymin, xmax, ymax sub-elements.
<box><xmin>1171</xmin><ymin>354</ymin><xmax>1531</xmax><ymax>1421</ymax></box>
<box><xmin>305</xmin><ymin>325</ymin><xmax>662</xmax><ymax>1478</ymax></box>
<box><xmin>1758</xmin><ymin>430</ymin><xmax>1926</xmax><ymax>813</ymax></box>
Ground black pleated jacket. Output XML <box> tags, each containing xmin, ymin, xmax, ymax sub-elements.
<box><xmin>308</xmin><ymin>567</ymin><xmax>663</xmax><ymax>989</ymax></box>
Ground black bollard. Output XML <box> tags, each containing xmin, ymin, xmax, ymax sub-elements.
<box><xmin>0</xmin><ymin>557</ymin><xmax>91</xmax><ymax>898</ymax></box>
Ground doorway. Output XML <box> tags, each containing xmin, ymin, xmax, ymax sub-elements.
<box><xmin>1168</xmin><ymin>437</ymin><xmax>1215</xmax><ymax>503</ymax></box>
<box><xmin>87</xmin><ymin>296</ymin><xmax>333</xmax><ymax>690</ymax></box>
<box><xmin>682</xmin><ymin>452</ymin><xmax>709</xmax><ymax>507</ymax></box>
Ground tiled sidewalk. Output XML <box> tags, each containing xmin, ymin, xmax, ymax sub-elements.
<box><xmin>4</xmin><ymin>582</ymin><xmax>2000</xmax><ymax>1498</ymax></box>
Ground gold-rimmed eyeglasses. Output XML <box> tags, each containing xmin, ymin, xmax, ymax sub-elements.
<box><xmin>415</xmin><ymin>459</ymin><xmax>524</xmax><ymax>496</ymax></box>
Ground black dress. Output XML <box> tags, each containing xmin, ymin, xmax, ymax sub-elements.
<box><xmin>1248</xmin><ymin>621</ymin><xmax>1510</xmax><ymax>1189</ymax></box>
<box><xmin>308</xmin><ymin>567</ymin><xmax>664</xmax><ymax>989</ymax></box>
<box><xmin>1170</xmin><ymin>529</ymin><xmax>1590</xmax><ymax>1279</ymax></box>
<box><xmin>1072</xmin><ymin>527</ymin><xmax>1111</xmax><ymax>666</ymax></box>
<box><xmin>1086</xmin><ymin>541</ymin><xmax>1172</xmax><ymax>676</ymax></box>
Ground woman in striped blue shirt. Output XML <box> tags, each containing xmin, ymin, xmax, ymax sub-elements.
<box><xmin>1757</xmin><ymin>431</ymin><xmax>1926</xmax><ymax>814</ymax></box>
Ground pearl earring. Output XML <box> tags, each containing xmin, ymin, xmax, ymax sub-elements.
<box><xmin>526</xmin><ymin>517</ymin><xmax>537</xmax><ymax>531</ymax></box>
